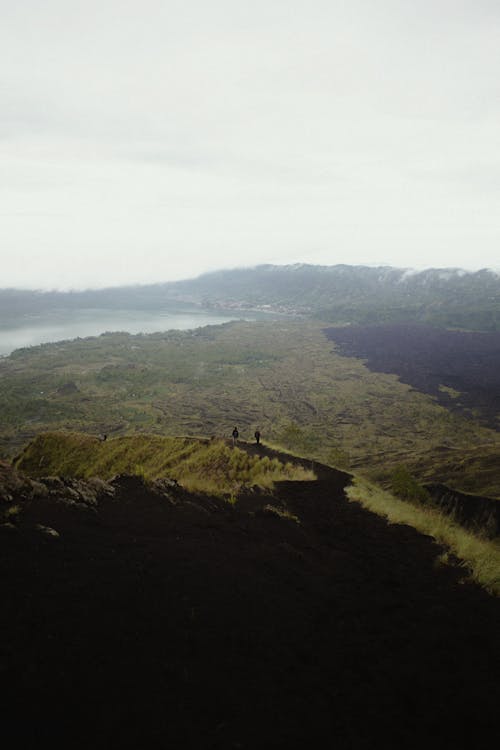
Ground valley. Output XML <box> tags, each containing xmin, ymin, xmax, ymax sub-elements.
<box><xmin>1</xmin><ymin>319</ymin><xmax>500</xmax><ymax>499</ymax></box>
<box><xmin>2</xmin><ymin>265</ymin><xmax>500</xmax><ymax>748</ymax></box>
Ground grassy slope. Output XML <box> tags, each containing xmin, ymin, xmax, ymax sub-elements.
<box><xmin>15</xmin><ymin>431</ymin><xmax>314</xmax><ymax>495</ymax></box>
<box><xmin>2</xmin><ymin>320</ymin><xmax>500</xmax><ymax>497</ymax></box>
<box><xmin>347</xmin><ymin>478</ymin><xmax>500</xmax><ymax>596</ymax></box>
<box><xmin>13</xmin><ymin>430</ymin><xmax>500</xmax><ymax>596</ymax></box>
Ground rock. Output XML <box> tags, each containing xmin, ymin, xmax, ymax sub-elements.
<box><xmin>36</xmin><ymin>476</ymin><xmax>114</xmax><ymax>508</ymax></box>
<box><xmin>151</xmin><ymin>478</ymin><xmax>180</xmax><ymax>503</ymax></box>
<box><xmin>36</xmin><ymin>524</ymin><xmax>60</xmax><ymax>538</ymax></box>
<box><xmin>152</xmin><ymin>477</ymin><xmax>179</xmax><ymax>490</ymax></box>
<box><xmin>40</xmin><ymin>476</ymin><xmax>66</xmax><ymax>491</ymax></box>
<box><xmin>258</xmin><ymin>504</ymin><xmax>282</xmax><ymax>520</ymax></box>
<box><xmin>56</xmin><ymin>382</ymin><xmax>79</xmax><ymax>396</ymax></box>
<box><xmin>30</xmin><ymin>481</ymin><xmax>49</xmax><ymax>498</ymax></box>
<box><xmin>87</xmin><ymin>477</ymin><xmax>115</xmax><ymax>498</ymax></box>
<box><xmin>109</xmin><ymin>473</ymin><xmax>145</xmax><ymax>486</ymax></box>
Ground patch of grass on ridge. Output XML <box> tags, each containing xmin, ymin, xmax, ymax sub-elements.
<box><xmin>346</xmin><ymin>477</ymin><xmax>500</xmax><ymax>596</ymax></box>
<box><xmin>14</xmin><ymin>431</ymin><xmax>315</xmax><ymax>495</ymax></box>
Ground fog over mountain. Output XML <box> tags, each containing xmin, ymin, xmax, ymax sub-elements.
<box><xmin>2</xmin><ymin>263</ymin><xmax>500</xmax><ymax>332</ymax></box>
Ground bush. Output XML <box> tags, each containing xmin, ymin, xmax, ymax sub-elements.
<box><xmin>390</xmin><ymin>465</ymin><xmax>430</xmax><ymax>505</ymax></box>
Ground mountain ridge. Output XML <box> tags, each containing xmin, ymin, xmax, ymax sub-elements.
<box><xmin>2</xmin><ymin>262</ymin><xmax>500</xmax><ymax>294</ymax></box>
<box><xmin>2</xmin><ymin>263</ymin><xmax>500</xmax><ymax>331</ymax></box>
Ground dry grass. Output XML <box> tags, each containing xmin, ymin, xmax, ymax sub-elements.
<box><xmin>15</xmin><ymin>431</ymin><xmax>315</xmax><ymax>496</ymax></box>
<box><xmin>346</xmin><ymin>477</ymin><xmax>500</xmax><ymax>596</ymax></box>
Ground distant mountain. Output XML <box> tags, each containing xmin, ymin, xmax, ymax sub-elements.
<box><xmin>2</xmin><ymin>264</ymin><xmax>500</xmax><ymax>330</ymax></box>
<box><xmin>170</xmin><ymin>264</ymin><xmax>500</xmax><ymax>329</ymax></box>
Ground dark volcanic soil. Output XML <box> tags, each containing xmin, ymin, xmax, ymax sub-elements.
<box><xmin>325</xmin><ymin>324</ymin><xmax>500</xmax><ymax>429</ymax></box>
<box><xmin>1</xmin><ymin>448</ymin><xmax>499</xmax><ymax>749</ymax></box>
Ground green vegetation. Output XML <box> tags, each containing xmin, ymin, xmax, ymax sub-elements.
<box><xmin>3</xmin><ymin>273</ymin><xmax>500</xmax><ymax>595</ymax></box>
<box><xmin>438</xmin><ymin>384</ymin><xmax>461</xmax><ymax>399</ymax></box>
<box><xmin>2</xmin><ymin>320</ymin><xmax>500</xmax><ymax>498</ymax></box>
<box><xmin>346</xmin><ymin>478</ymin><xmax>500</xmax><ymax>596</ymax></box>
<box><xmin>390</xmin><ymin>466</ymin><xmax>430</xmax><ymax>504</ymax></box>
<box><xmin>15</xmin><ymin>431</ymin><xmax>315</xmax><ymax>495</ymax></box>
<box><xmin>187</xmin><ymin>264</ymin><xmax>500</xmax><ymax>330</ymax></box>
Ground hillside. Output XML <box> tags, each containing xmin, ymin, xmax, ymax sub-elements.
<box><xmin>2</xmin><ymin>320</ymin><xmax>500</xmax><ymax>499</ymax></box>
<box><xmin>14</xmin><ymin>432</ymin><xmax>315</xmax><ymax>495</ymax></box>
<box><xmin>2</xmin><ymin>263</ymin><xmax>500</xmax><ymax>330</ymax></box>
<box><xmin>170</xmin><ymin>264</ymin><xmax>500</xmax><ymax>330</ymax></box>
<box><xmin>1</xmin><ymin>440</ymin><xmax>498</xmax><ymax>749</ymax></box>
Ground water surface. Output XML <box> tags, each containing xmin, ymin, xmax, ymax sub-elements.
<box><xmin>0</xmin><ymin>307</ymin><xmax>260</xmax><ymax>356</ymax></box>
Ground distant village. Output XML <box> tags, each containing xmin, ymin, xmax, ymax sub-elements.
<box><xmin>202</xmin><ymin>299</ymin><xmax>312</xmax><ymax>316</ymax></box>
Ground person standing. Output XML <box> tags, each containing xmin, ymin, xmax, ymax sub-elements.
<box><xmin>232</xmin><ymin>426</ymin><xmax>239</xmax><ymax>446</ymax></box>
<box><xmin>254</xmin><ymin>429</ymin><xmax>261</xmax><ymax>445</ymax></box>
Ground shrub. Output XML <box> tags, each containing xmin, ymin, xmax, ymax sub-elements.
<box><xmin>390</xmin><ymin>465</ymin><xmax>430</xmax><ymax>504</ymax></box>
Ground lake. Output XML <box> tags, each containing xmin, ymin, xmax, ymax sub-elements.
<box><xmin>0</xmin><ymin>307</ymin><xmax>263</xmax><ymax>357</ymax></box>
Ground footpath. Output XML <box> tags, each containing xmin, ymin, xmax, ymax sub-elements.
<box><xmin>1</xmin><ymin>446</ymin><xmax>499</xmax><ymax>749</ymax></box>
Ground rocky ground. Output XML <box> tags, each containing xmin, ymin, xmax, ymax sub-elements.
<box><xmin>1</xmin><ymin>448</ymin><xmax>499</xmax><ymax>749</ymax></box>
<box><xmin>325</xmin><ymin>323</ymin><xmax>500</xmax><ymax>429</ymax></box>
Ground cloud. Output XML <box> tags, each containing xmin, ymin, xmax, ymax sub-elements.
<box><xmin>0</xmin><ymin>1</ymin><xmax>499</xmax><ymax>288</ymax></box>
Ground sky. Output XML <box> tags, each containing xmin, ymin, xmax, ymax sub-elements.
<box><xmin>1</xmin><ymin>0</ymin><xmax>499</xmax><ymax>290</ymax></box>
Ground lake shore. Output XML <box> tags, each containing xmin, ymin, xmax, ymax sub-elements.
<box><xmin>0</xmin><ymin>306</ymin><xmax>266</xmax><ymax>357</ymax></box>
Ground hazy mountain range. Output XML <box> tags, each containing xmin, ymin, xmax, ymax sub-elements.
<box><xmin>2</xmin><ymin>264</ymin><xmax>500</xmax><ymax>330</ymax></box>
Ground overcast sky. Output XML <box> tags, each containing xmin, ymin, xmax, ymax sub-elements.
<box><xmin>1</xmin><ymin>0</ymin><xmax>499</xmax><ymax>290</ymax></box>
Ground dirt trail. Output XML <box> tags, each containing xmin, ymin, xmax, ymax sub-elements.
<box><xmin>1</xmin><ymin>448</ymin><xmax>499</xmax><ymax>749</ymax></box>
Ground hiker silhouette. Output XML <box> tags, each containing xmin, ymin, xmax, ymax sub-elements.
<box><xmin>254</xmin><ymin>430</ymin><xmax>261</xmax><ymax>445</ymax></box>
